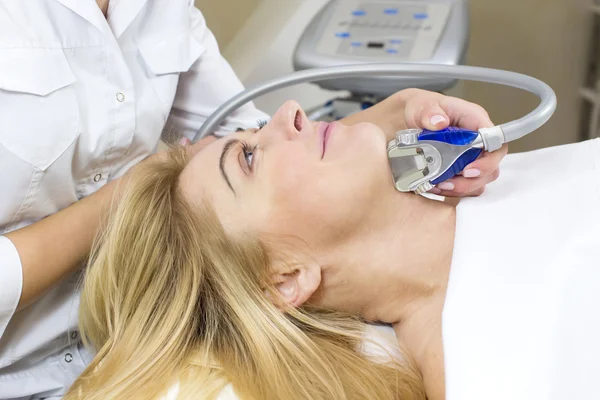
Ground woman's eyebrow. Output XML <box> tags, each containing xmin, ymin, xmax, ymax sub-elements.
<box><xmin>219</xmin><ymin>139</ymin><xmax>239</xmax><ymax>195</ymax></box>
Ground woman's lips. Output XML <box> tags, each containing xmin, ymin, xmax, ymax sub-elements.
<box><xmin>319</xmin><ymin>122</ymin><xmax>334</xmax><ymax>159</ymax></box>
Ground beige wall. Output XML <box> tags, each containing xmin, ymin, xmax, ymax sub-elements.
<box><xmin>455</xmin><ymin>0</ymin><xmax>592</xmax><ymax>152</ymax></box>
<box><xmin>195</xmin><ymin>0</ymin><xmax>261</xmax><ymax>49</ymax></box>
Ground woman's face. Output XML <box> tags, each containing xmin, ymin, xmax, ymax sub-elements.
<box><xmin>179</xmin><ymin>101</ymin><xmax>395</xmax><ymax>252</ymax></box>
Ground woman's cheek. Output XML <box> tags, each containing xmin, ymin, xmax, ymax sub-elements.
<box><xmin>267</xmin><ymin>150</ymin><xmax>314</xmax><ymax>192</ymax></box>
<box><xmin>265</xmin><ymin>173</ymin><xmax>331</xmax><ymax>227</ymax></box>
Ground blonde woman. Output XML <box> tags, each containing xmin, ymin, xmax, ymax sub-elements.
<box><xmin>67</xmin><ymin>98</ymin><xmax>600</xmax><ymax>399</ymax></box>
<box><xmin>69</xmin><ymin>95</ymin><xmax>600</xmax><ymax>399</ymax></box>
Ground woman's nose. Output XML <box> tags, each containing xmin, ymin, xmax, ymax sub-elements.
<box><xmin>262</xmin><ymin>100</ymin><xmax>307</xmax><ymax>143</ymax></box>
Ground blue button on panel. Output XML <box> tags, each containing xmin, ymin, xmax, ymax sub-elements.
<box><xmin>386</xmin><ymin>49</ymin><xmax>398</xmax><ymax>54</ymax></box>
<box><xmin>335</xmin><ymin>32</ymin><xmax>351</xmax><ymax>38</ymax></box>
<box><xmin>351</xmin><ymin>41</ymin><xmax>362</xmax><ymax>47</ymax></box>
<box><xmin>390</xmin><ymin>39</ymin><xmax>403</xmax><ymax>44</ymax></box>
<box><xmin>384</xmin><ymin>8</ymin><xmax>398</xmax><ymax>15</ymax></box>
<box><xmin>352</xmin><ymin>9</ymin><xmax>366</xmax><ymax>16</ymax></box>
<box><xmin>414</xmin><ymin>13</ymin><xmax>429</xmax><ymax>19</ymax></box>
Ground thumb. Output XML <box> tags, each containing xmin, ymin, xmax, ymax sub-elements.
<box><xmin>421</xmin><ymin>106</ymin><xmax>449</xmax><ymax>131</ymax></box>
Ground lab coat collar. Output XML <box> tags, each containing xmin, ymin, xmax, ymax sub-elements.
<box><xmin>107</xmin><ymin>0</ymin><xmax>148</xmax><ymax>38</ymax></box>
<box><xmin>54</xmin><ymin>0</ymin><xmax>148</xmax><ymax>38</ymax></box>
<box><xmin>54</xmin><ymin>0</ymin><xmax>109</xmax><ymax>34</ymax></box>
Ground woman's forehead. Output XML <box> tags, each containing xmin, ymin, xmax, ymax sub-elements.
<box><xmin>179</xmin><ymin>131</ymin><xmax>256</xmax><ymax>199</ymax></box>
<box><xmin>190</xmin><ymin>130</ymin><xmax>255</xmax><ymax>166</ymax></box>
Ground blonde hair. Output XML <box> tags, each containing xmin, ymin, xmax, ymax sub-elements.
<box><xmin>65</xmin><ymin>147</ymin><xmax>426</xmax><ymax>400</ymax></box>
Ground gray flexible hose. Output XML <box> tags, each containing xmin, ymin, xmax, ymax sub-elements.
<box><xmin>194</xmin><ymin>63</ymin><xmax>556</xmax><ymax>143</ymax></box>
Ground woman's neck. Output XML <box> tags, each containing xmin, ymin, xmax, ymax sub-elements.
<box><xmin>97</xmin><ymin>0</ymin><xmax>109</xmax><ymax>17</ymax></box>
<box><xmin>313</xmin><ymin>194</ymin><xmax>456</xmax><ymax>324</ymax></box>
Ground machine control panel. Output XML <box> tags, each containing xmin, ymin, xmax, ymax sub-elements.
<box><xmin>293</xmin><ymin>0</ymin><xmax>468</xmax><ymax>95</ymax></box>
<box><xmin>316</xmin><ymin>0</ymin><xmax>452</xmax><ymax>61</ymax></box>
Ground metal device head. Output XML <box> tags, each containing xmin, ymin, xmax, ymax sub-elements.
<box><xmin>387</xmin><ymin>127</ymin><xmax>484</xmax><ymax>193</ymax></box>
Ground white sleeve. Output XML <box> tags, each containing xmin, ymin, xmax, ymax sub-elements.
<box><xmin>164</xmin><ymin>4</ymin><xmax>270</xmax><ymax>140</ymax></box>
<box><xmin>0</xmin><ymin>236</ymin><xmax>23</xmax><ymax>338</ymax></box>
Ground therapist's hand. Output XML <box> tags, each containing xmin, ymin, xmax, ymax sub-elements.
<box><xmin>400</xmin><ymin>88</ymin><xmax>508</xmax><ymax>197</ymax></box>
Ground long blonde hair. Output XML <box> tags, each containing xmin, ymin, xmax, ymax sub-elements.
<box><xmin>65</xmin><ymin>147</ymin><xmax>426</xmax><ymax>400</ymax></box>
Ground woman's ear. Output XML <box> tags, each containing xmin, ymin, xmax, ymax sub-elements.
<box><xmin>270</xmin><ymin>263</ymin><xmax>321</xmax><ymax>308</ymax></box>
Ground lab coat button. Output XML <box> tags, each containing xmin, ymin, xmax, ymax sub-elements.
<box><xmin>93</xmin><ymin>174</ymin><xmax>102</xmax><ymax>182</ymax></box>
<box><xmin>65</xmin><ymin>353</ymin><xmax>73</xmax><ymax>363</ymax></box>
<box><xmin>116</xmin><ymin>92</ymin><xmax>125</xmax><ymax>102</ymax></box>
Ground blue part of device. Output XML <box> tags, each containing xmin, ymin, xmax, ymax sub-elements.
<box><xmin>416</xmin><ymin>127</ymin><xmax>481</xmax><ymax>185</ymax></box>
<box><xmin>361</xmin><ymin>101</ymin><xmax>374</xmax><ymax>110</ymax></box>
<box><xmin>418</xmin><ymin>127</ymin><xmax>479</xmax><ymax>145</ymax></box>
<box><xmin>431</xmin><ymin>148</ymin><xmax>482</xmax><ymax>185</ymax></box>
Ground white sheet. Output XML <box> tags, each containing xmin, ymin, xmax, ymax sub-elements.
<box><xmin>444</xmin><ymin>139</ymin><xmax>600</xmax><ymax>400</ymax></box>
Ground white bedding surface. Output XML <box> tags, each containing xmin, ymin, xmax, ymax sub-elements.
<box><xmin>444</xmin><ymin>139</ymin><xmax>600</xmax><ymax>400</ymax></box>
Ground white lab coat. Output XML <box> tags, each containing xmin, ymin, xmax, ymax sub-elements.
<box><xmin>0</xmin><ymin>0</ymin><xmax>267</xmax><ymax>398</ymax></box>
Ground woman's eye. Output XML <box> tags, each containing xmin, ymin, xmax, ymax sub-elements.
<box><xmin>241</xmin><ymin>142</ymin><xmax>258</xmax><ymax>170</ymax></box>
<box><xmin>240</xmin><ymin>142</ymin><xmax>258</xmax><ymax>173</ymax></box>
<box><xmin>244</xmin><ymin>148</ymin><xmax>254</xmax><ymax>167</ymax></box>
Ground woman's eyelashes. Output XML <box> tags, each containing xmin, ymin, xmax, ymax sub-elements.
<box><xmin>234</xmin><ymin>119</ymin><xmax>268</xmax><ymax>133</ymax></box>
<box><xmin>257</xmin><ymin>119</ymin><xmax>268</xmax><ymax>130</ymax></box>
<box><xmin>240</xmin><ymin>142</ymin><xmax>258</xmax><ymax>173</ymax></box>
